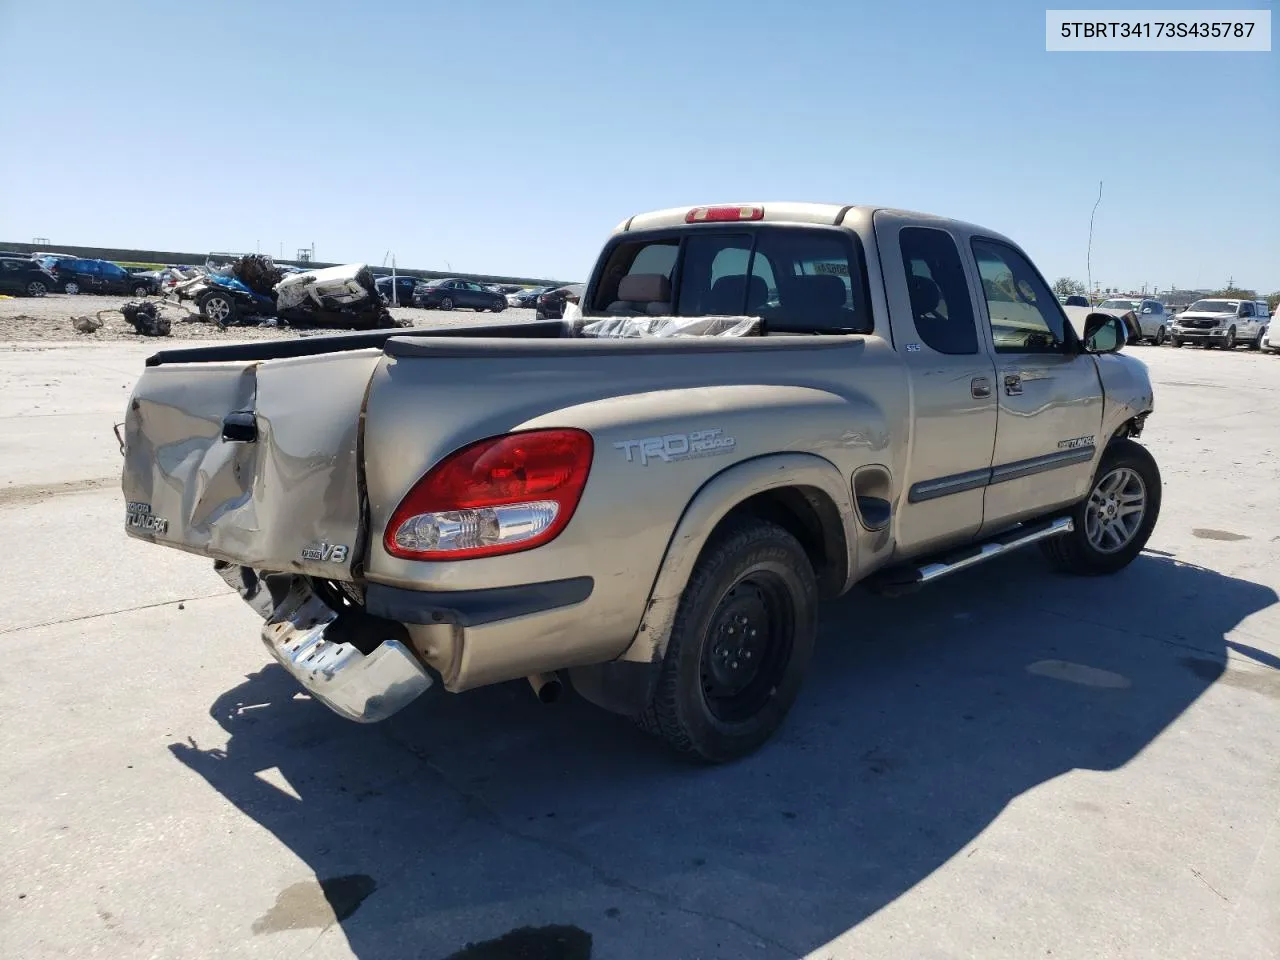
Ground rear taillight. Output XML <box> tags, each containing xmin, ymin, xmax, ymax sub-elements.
<box><xmin>384</xmin><ymin>429</ymin><xmax>593</xmax><ymax>560</ymax></box>
<box><xmin>686</xmin><ymin>205</ymin><xmax>764</xmax><ymax>223</ymax></box>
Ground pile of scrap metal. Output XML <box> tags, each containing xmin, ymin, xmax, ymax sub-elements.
<box><xmin>166</xmin><ymin>255</ymin><xmax>400</xmax><ymax>330</ymax></box>
<box><xmin>121</xmin><ymin>300</ymin><xmax>172</xmax><ymax>337</ymax></box>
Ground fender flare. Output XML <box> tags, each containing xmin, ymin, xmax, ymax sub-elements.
<box><xmin>569</xmin><ymin>452</ymin><xmax>858</xmax><ymax>717</ymax></box>
<box><xmin>623</xmin><ymin>451</ymin><xmax>857</xmax><ymax>665</ymax></box>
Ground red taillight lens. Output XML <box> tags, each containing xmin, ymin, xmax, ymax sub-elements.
<box><xmin>384</xmin><ymin>428</ymin><xmax>594</xmax><ymax>560</ymax></box>
<box><xmin>686</xmin><ymin>205</ymin><xmax>764</xmax><ymax>223</ymax></box>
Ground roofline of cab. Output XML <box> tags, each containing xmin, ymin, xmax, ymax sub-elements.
<box><xmin>610</xmin><ymin>202</ymin><xmax>1014</xmax><ymax>248</ymax></box>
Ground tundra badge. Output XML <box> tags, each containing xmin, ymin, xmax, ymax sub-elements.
<box><xmin>126</xmin><ymin>501</ymin><xmax>169</xmax><ymax>535</ymax></box>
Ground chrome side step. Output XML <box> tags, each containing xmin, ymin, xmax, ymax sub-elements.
<box><xmin>865</xmin><ymin>516</ymin><xmax>1074</xmax><ymax>596</ymax></box>
<box><xmin>918</xmin><ymin>516</ymin><xmax>1073</xmax><ymax>583</ymax></box>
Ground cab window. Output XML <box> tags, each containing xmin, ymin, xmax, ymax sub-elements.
<box><xmin>971</xmin><ymin>238</ymin><xmax>1067</xmax><ymax>353</ymax></box>
<box><xmin>898</xmin><ymin>227</ymin><xmax>978</xmax><ymax>355</ymax></box>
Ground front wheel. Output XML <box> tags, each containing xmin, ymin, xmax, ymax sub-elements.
<box><xmin>637</xmin><ymin>518</ymin><xmax>818</xmax><ymax>763</ymax></box>
<box><xmin>1223</xmin><ymin>326</ymin><xmax>1236</xmax><ymax>350</ymax></box>
<box><xmin>1040</xmin><ymin>438</ymin><xmax>1161</xmax><ymax>576</ymax></box>
<box><xmin>63</xmin><ymin>281</ymin><xmax>80</xmax><ymax>295</ymax></box>
<box><xmin>1170</xmin><ymin>336</ymin><xmax>1183</xmax><ymax>348</ymax></box>
<box><xmin>199</xmin><ymin>291</ymin><xmax>237</xmax><ymax>326</ymax></box>
<box><xmin>133</xmin><ymin>284</ymin><xmax>150</xmax><ymax>297</ymax></box>
<box><xmin>25</xmin><ymin>280</ymin><xmax>48</xmax><ymax>297</ymax></box>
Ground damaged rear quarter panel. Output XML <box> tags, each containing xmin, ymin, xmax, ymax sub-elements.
<box><xmin>360</xmin><ymin>340</ymin><xmax>903</xmax><ymax>671</ymax></box>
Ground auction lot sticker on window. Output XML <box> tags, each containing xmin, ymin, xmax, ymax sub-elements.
<box><xmin>1046</xmin><ymin>10</ymin><xmax>1271</xmax><ymax>50</ymax></box>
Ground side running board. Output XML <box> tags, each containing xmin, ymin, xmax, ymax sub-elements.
<box><xmin>865</xmin><ymin>516</ymin><xmax>1074</xmax><ymax>597</ymax></box>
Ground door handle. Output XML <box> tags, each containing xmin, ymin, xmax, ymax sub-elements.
<box><xmin>1003</xmin><ymin>374</ymin><xmax>1023</xmax><ymax>396</ymax></box>
<box><xmin>221</xmin><ymin>411</ymin><xmax>257</xmax><ymax>443</ymax></box>
<box><xmin>970</xmin><ymin>377</ymin><xmax>991</xmax><ymax>398</ymax></box>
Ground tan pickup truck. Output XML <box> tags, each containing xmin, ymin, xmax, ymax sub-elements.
<box><xmin>120</xmin><ymin>202</ymin><xmax>1159</xmax><ymax>762</ymax></box>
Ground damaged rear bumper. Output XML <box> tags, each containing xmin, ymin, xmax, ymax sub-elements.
<box><xmin>259</xmin><ymin>578</ymin><xmax>433</xmax><ymax>723</ymax></box>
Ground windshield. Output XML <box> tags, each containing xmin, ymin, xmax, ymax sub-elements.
<box><xmin>1188</xmin><ymin>299</ymin><xmax>1237</xmax><ymax>313</ymax></box>
<box><xmin>1099</xmin><ymin>299</ymin><xmax>1139</xmax><ymax>310</ymax></box>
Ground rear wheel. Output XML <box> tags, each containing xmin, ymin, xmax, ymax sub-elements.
<box><xmin>25</xmin><ymin>280</ymin><xmax>48</xmax><ymax>297</ymax></box>
<box><xmin>63</xmin><ymin>281</ymin><xmax>80</xmax><ymax>295</ymax></box>
<box><xmin>1249</xmin><ymin>328</ymin><xmax>1264</xmax><ymax>351</ymax></box>
<box><xmin>637</xmin><ymin>518</ymin><xmax>817</xmax><ymax>763</ymax></box>
<box><xmin>1040</xmin><ymin>439</ymin><xmax>1161</xmax><ymax>576</ymax></box>
<box><xmin>1154</xmin><ymin>326</ymin><xmax>1166</xmax><ymax>345</ymax></box>
<box><xmin>440</xmin><ymin>296</ymin><xmax>454</xmax><ymax>311</ymax></box>
<box><xmin>133</xmin><ymin>284</ymin><xmax>150</xmax><ymax>297</ymax></box>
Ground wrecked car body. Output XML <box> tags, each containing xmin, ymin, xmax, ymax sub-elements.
<box><xmin>165</xmin><ymin>255</ymin><xmax>399</xmax><ymax>330</ymax></box>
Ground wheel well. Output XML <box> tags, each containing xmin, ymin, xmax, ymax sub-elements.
<box><xmin>1111</xmin><ymin>412</ymin><xmax>1149</xmax><ymax>441</ymax></box>
<box><xmin>721</xmin><ymin>486</ymin><xmax>847</xmax><ymax>599</ymax></box>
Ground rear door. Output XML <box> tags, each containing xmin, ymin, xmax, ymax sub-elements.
<box><xmin>873</xmin><ymin>213</ymin><xmax>998</xmax><ymax>554</ymax></box>
<box><xmin>969</xmin><ymin>238</ymin><xmax>1103</xmax><ymax>533</ymax></box>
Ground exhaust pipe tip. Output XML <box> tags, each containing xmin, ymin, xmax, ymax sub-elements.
<box><xmin>528</xmin><ymin>671</ymin><xmax>563</xmax><ymax>704</ymax></box>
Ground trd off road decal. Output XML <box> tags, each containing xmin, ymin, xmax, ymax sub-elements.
<box><xmin>614</xmin><ymin>428</ymin><xmax>737</xmax><ymax>466</ymax></box>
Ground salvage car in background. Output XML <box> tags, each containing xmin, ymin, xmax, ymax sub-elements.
<box><xmin>37</xmin><ymin>256</ymin><xmax>158</xmax><ymax>296</ymax></box>
<box><xmin>511</xmin><ymin>286</ymin><xmax>550</xmax><ymax>308</ymax></box>
<box><xmin>535</xmin><ymin>283</ymin><xmax>585</xmax><ymax>320</ymax></box>
<box><xmin>1097</xmin><ymin>297</ymin><xmax>1169</xmax><ymax>345</ymax></box>
<box><xmin>0</xmin><ymin>256</ymin><xmax>58</xmax><ymax>297</ymax></box>
<box><xmin>375</xmin><ymin>274</ymin><xmax>419</xmax><ymax>306</ymax></box>
<box><xmin>1170</xmin><ymin>298</ymin><xmax>1270</xmax><ymax>350</ymax></box>
<box><xmin>413</xmin><ymin>278</ymin><xmax>506</xmax><ymax>311</ymax></box>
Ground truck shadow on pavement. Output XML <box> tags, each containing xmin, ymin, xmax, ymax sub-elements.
<box><xmin>170</xmin><ymin>553</ymin><xmax>1277</xmax><ymax>959</ymax></box>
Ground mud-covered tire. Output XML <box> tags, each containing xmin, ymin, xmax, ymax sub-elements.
<box><xmin>1040</xmin><ymin>439</ymin><xmax>1161</xmax><ymax>576</ymax></box>
<box><xmin>636</xmin><ymin>518</ymin><xmax>818</xmax><ymax>763</ymax></box>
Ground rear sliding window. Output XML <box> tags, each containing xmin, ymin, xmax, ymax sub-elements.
<box><xmin>591</xmin><ymin>227</ymin><xmax>871</xmax><ymax>333</ymax></box>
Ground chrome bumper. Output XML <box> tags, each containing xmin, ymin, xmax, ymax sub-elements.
<box><xmin>261</xmin><ymin>580</ymin><xmax>432</xmax><ymax>723</ymax></box>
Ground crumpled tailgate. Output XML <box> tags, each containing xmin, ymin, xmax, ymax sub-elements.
<box><xmin>120</xmin><ymin>350</ymin><xmax>383</xmax><ymax>579</ymax></box>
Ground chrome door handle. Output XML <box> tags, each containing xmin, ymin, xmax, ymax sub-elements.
<box><xmin>970</xmin><ymin>377</ymin><xmax>991</xmax><ymax>398</ymax></box>
<box><xmin>1004</xmin><ymin>374</ymin><xmax>1023</xmax><ymax>396</ymax></box>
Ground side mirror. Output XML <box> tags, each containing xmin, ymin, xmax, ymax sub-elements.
<box><xmin>1141</xmin><ymin>307</ymin><xmax>1152</xmax><ymax>314</ymax></box>
<box><xmin>1082</xmin><ymin>313</ymin><xmax>1125</xmax><ymax>354</ymax></box>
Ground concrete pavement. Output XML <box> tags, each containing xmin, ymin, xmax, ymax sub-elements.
<box><xmin>1</xmin><ymin>339</ymin><xmax>1277</xmax><ymax>959</ymax></box>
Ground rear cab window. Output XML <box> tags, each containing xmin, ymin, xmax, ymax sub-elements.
<box><xmin>589</xmin><ymin>225</ymin><xmax>872</xmax><ymax>333</ymax></box>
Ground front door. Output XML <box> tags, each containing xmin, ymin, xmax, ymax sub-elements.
<box><xmin>873</xmin><ymin>213</ymin><xmax>998</xmax><ymax>556</ymax></box>
<box><xmin>969</xmin><ymin>237</ymin><xmax>1104</xmax><ymax>534</ymax></box>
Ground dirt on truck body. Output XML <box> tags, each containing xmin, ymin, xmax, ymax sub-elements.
<box><xmin>120</xmin><ymin>202</ymin><xmax>1159</xmax><ymax>762</ymax></box>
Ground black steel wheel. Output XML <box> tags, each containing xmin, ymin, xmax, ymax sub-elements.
<box><xmin>637</xmin><ymin>517</ymin><xmax>817</xmax><ymax>763</ymax></box>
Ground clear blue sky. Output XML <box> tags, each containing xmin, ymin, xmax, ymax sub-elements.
<box><xmin>1</xmin><ymin>0</ymin><xmax>1275</xmax><ymax>291</ymax></box>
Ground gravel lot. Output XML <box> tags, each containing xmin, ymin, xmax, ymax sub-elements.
<box><xmin>0</xmin><ymin>336</ymin><xmax>1277</xmax><ymax>960</ymax></box>
<box><xmin>0</xmin><ymin>292</ymin><xmax>539</xmax><ymax>343</ymax></box>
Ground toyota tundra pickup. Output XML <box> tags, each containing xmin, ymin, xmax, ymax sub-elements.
<box><xmin>119</xmin><ymin>202</ymin><xmax>1159</xmax><ymax>762</ymax></box>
